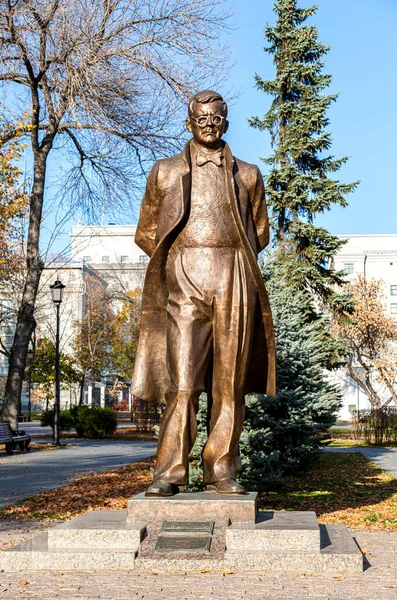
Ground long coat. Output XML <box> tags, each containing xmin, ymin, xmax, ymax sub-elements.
<box><xmin>131</xmin><ymin>140</ymin><xmax>276</xmax><ymax>402</ymax></box>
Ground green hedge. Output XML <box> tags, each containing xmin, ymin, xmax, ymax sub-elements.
<box><xmin>41</xmin><ymin>406</ymin><xmax>117</xmax><ymax>439</ymax></box>
<box><xmin>74</xmin><ymin>406</ymin><xmax>117</xmax><ymax>439</ymax></box>
<box><xmin>40</xmin><ymin>409</ymin><xmax>75</xmax><ymax>432</ymax></box>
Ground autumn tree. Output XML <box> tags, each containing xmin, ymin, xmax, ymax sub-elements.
<box><xmin>109</xmin><ymin>289</ymin><xmax>141</xmax><ymax>381</ymax></box>
<box><xmin>0</xmin><ymin>0</ymin><xmax>231</xmax><ymax>429</ymax></box>
<box><xmin>0</xmin><ymin>117</ymin><xmax>29</xmax><ymax>414</ymax></box>
<box><xmin>29</xmin><ymin>337</ymin><xmax>82</xmax><ymax>403</ymax></box>
<box><xmin>0</xmin><ymin>117</ymin><xmax>29</xmax><ymax>267</ymax></box>
<box><xmin>332</xmin><ymin>275</ymin><xmax>397</xmax><ymax>408</ymax></box>
<box><xmin>73</xmin><ymin>274</ymin><xmax>115</xmax><ymax>404</ymax></box>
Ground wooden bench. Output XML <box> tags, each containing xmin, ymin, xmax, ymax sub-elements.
<box><xmin>0</xmin><ymin>422</ymin><xmax>31</xmax><ymax>454</ymax></box>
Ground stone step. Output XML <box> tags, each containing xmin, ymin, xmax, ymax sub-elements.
<box><xmin>226</xmin><ymin>511</ymin><xmax>320</xmax><ymax>551</ymax></box>
<box><xmin>0</xmin><ymin>521</ymin><xmax>363</xmax><ymax>573</ymax></box>
<box><xmin>127</xmin><ymin>491</ymin><xmax>258</xmax><ymax>523</ymax></box>
<box><xmin>47</xmin><ymin>510</ymin><xmax>146</xmax><ymax>550</ymax></box>
<box><xmin>0</xmin><ymin>534</ymin><xmax>136</xmax><ymax>571</ymax></box>
<box><xmin>225</xmin><ymin>525</ymin><xmax>363</xmax><ymax>573</ymax></box>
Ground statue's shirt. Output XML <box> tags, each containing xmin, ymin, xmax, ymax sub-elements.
<box><xmin>173</xmin><ymin>143</ymin><xmax>241</xmax><ymax>249</ymax></box>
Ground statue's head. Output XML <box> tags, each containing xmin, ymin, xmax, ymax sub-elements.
<box><xmin>186</xmin><ymin>90</ymin><xmax>229</xmax><ymax>150</ymax></box>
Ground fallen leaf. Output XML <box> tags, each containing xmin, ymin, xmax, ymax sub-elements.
<box><xmin>220</xmin><ymin>568</ymin><xmax>235</xmax><ymax>575</ymax></box>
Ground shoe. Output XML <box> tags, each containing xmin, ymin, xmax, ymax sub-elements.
<box><xmin>145</xmin><ymin>480</ymin><xmax>179</xmax><ymax>497</ymax></box>
<box><xmin>205</xmin><ymin>478</ymin><xmax>245</xmax><ymax>495</ymax></box>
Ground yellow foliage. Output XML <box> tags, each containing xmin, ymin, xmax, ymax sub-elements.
<box><xmin>0</xmin><ymin>116</ymin><xmax>29</xmax><ymax>271</ymax></box>
<box><xmin>332</xmin><ymin>274</ymin><xmax>397</xmax><ymax>403</ymax></box>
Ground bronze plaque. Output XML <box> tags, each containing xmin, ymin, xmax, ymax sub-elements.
<box><xmin>155</xmin><ymin>535</ymin><xmax>212</xmax><ymax>553</ymax></box>
<box><xmin>161</xmin><ymin>520</ymin><xmax>214</xmax><ymax>535</ymax></box>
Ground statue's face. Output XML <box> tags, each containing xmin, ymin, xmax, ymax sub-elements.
<box><xmin>186</xmin><ymin>100</ymin><xmax>229</xmax><ymax>149</ymax></box>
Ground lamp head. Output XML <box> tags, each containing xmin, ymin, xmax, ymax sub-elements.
<box><xmin>50</xmin><ymin>279</ymin><xmax>65</xmax><ymax>305</ymax></box>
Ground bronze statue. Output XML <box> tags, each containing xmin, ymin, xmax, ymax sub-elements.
<box><xmin>131</xmin><ymin>90</ymin><xmax>276</xmax><ymax>496</ymax></box>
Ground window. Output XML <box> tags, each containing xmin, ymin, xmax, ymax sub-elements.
<box><xmin>391</xmin><ymin>304</ymin><xmax>397</xmax><ymax>315</ymax></box>
<box><xmin>83</xmin><ymin>255</ymin><xmax>91</xmax><ymax>263</ymax></box>
<box><xmin>102</xmin><ymin>256</ymin><xmax>110</xmax><ymax>263</ymax></box>
<box><xmin>391</xmin><ymin>285</ymin><xmax>397</xmax><ymax>296</ymax></box>
<box><xmin>139</xmin><ymin>255</ymin><xmax>149</xmax><ymax>263</ymax></box>
<box><xmin>344</xmin><ymin>263</ymin><xmax>354</xmax><ymax>275</ymax></box>
<box><xmin>120</xmin><ymin>256</ymin><xmax>129</xmax><ymax>263</ymax></box>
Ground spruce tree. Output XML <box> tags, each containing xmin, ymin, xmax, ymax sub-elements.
<box><xmin>186</xmin><ymin>2</ymin><xmax>356</xmax><ymax>490</ymax></box>
<box><xmin>239</xmin><ymin>262</ymin><xmax>342</xmax><ymax>490</ymax></box>
<box><xmin>187</xmin><ymin>262</ymin><xmax>342</xmax><ymax>491</ymax></box>
<box><xmin>250</xmin><ymin>0</ymin><xmax>359</xmax><ymax>308</ymax></box>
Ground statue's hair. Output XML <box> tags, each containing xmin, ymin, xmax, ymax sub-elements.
<box><xmin>188</xmin><ymin>90</ymin><xmax>228</xmax><ymax>117</ymax></box>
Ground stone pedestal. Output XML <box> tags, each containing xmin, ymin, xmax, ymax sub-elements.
<box><xmin>0</xmin><ymin>492</ymin><xmax>363</xmax><ymax>573</ymax></box>
<box><xmin>127</xmin><ymin>491</ymin><xmax>258</xmax><ymax>523</ymax></box>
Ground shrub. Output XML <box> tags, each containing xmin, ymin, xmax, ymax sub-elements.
<box><xmin>353</xmin><ymin>407</ymin><xmax>397</xmax><ymax>445</ymax></box>
<box><xmin>40</xmin><ymin>409</ymin><xmax>75</xmax><ymax>432</ymax></box>
<box><xmin>75</xmin><ymin>407</ymin><xmax>117</xmax><ymax>439</ymax></box>
<box><xmin>69</xmin><ymin>405</ymin><xmax>90</xmax><ymax>437</ymax></box>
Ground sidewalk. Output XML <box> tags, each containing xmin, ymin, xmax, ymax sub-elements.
<box><xmin>324</xmin><ymin>446</ymin><xmax>397</xmax><ymax>477</ymax></box>
<box><xmin>0</xmin><ymin>520</ymin><xmax>397</xmax><ymax>599</ymax></box>
<box><xmin>0</xmin><ymin>440</ymin><xmax>156</xmax><ymax>507</ymax></box>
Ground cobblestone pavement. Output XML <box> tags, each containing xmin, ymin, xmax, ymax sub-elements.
<box><xmin>0</xmin><ymin>441</ymin><xmax>156</xmax><ymax>507</ymax></box>
<box><xmin>1</xmin><ymin>520</ymin><xmax>397</xmax><ymax>599</ymax></box>
<box><xmin>324</xmin><ymin>447</ymin><xmax>397</xmax><ymax>477</ymax></box>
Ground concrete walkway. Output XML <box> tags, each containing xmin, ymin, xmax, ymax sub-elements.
<box><xmin>324</xmin><ymin>447</ymin><xmax>397</xmax><ymax>478</ymax></box>
<box><xmin>0</xmin><ymin>440</ymin><xmax>156</xmax><ymax>508</ymax></box>
<box><xmin>20</xmin><ymin>421</ymin><xmax>137</xmax><ymax>437</ymax></box>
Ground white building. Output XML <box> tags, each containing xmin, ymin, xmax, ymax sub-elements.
<box><xmin>333</xmin><ymin>234</ymin><xmax>397</xmax><ymax>317</ymax></box>
<box><xmin>0</xmin><ymin>261</ymin><xmax>108</xmax><ymax>413</ymax></box>
<box><xmin>69</xmin><ymin>223</ymin><xmax>148</xmax><ymax>290</ymax></box>
<box><xmin>333</xmin><ymin>234</ymin><xmax>397</xmax><ymax>420</ymax></box>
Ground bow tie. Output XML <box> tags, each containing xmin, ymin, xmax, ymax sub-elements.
<box><xmin>196</xmin><ymin>151</ymin><xmax>223</xmax><ymax>167</ymax></box>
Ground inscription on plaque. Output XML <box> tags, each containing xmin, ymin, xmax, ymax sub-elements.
<box><xmin>161</xmin><ymin>520</ymin><xmax>214</xmax><ymax>535</ymax></box>
<box><xmin>155</xmin><ymin>535</ymin><xmax>212</xmax><ymax>553</ymax></box>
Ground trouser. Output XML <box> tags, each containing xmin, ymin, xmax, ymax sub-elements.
<box><xmin>154</xmin><ymin>246</ymin><xmax>257</xmax><ymax>485</ymax></box>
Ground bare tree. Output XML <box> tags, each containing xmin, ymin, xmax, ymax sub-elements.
<box><xmin>0</xmin><ymin>0</ymin><xmax>231</xmax><ymax>428</ymax></box>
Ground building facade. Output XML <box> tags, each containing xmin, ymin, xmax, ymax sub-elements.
<box><xmin>69</xmin><ymin>223</ymin><xmax>147</xmax><ymax>290</ymax></box>
<box><xmin>332</xmin><ymin>234</ymin><xmax>397</xmax><ymax>420</ymax></box>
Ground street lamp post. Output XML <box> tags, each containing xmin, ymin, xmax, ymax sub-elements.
<box><xmin>50</xmin><ymin>279</ymin><xmax>65</xmax><ymax>445</ymax></box>
<box><xmin>27</xmin><ymin>346</ymin><xmax>34</xmax><ymax>422</ymax></box>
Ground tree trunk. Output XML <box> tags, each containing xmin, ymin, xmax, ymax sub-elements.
<box><xmin>348</xmin><ymin>362</ymin><xmax>382</xmax><ymax>409</ymax></box>
<box><xmin>91</xmin><ymin>363</ymin><xmax>95</xmax><ymax>408</ymax></box>
<box><xmin>1</xmin><ymin>149</ymin><xmax>50</xmax><ymax>430</ymax></box>
<box><xmin>79</xmin><ymin>373</ymin><xmax>85</xmax><ymax>406</ymax></box>
<box><xmin>378</xmin><ymin>368</ymin><xmax>397</xmax><ymax>408</ymax></box>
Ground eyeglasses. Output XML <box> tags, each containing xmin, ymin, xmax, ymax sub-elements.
<box><xmin>189</xmin><ymin>115</ymin><xmax>226</xmax><ymax>128</ymax></box>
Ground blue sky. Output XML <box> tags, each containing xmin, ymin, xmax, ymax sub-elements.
<box><xmin>44</xmin><ymin>0</ymin><xmax>397</xmax><ymax>254</ymax></box>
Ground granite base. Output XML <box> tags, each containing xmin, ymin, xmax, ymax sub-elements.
<box><xmin>0</xmin><ymin>492</ymin><xmax>363</xmax><ymax>573</ymax></box>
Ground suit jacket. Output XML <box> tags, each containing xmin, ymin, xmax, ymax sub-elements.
<box><xmin>131</xmin><ymin>140</ymin><xmax>276</xmax><ymax>402</ymax></box>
